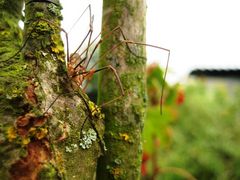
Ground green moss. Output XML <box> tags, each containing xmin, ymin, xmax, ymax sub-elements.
<box><xmin>107</xmin><ymin>165</ymin><xmax>124</xmax><ymax>179</ymax></box>
<box><xmin>23</xmin><ymin>12</ymin><xmax>65</xmax><ymax>63</ymax></box>
<box><xmin>47</xmin><ymin>3</ymin><xmax>63</xmax><ymax>20</ymax></box>
<box><xmin>0</xmin><ymin>144</ymin><xmax>23</xmax><ymax>179</ymax></box>
<box><xmin>38</xmin><ymin>163</ymin><xmax>59</xmax><ymax>179</ymax></box>
<box><xmin>35</xmin><ymin>21</ymin><xmax>52</xmax><ymax>34</ymax></box>
<box><xmin>106</xmin><ymin>0</ymin><xmax>134</xmax><ymax>24</ymax></box>
<box><xmin>35</xmin><ymin>12</ymin><xmax>44</xmax><ymax>18</ymax></box>
<box><xmin>0</xmin><ymin>0</ymin><xmax>28</xmax><ymax>118</ymax></box>
<box><xmin>0</xmin><ymin>0</ymin><xmax>24</xmax><ymax>20</ymax></box>
<box><xmin>1</xmin><ymin>0</ymin><xmax>104</xmax><ymax>177</ymax></box>
<box><xmin>0</xmin><ymin>0</ymin><xmax>4</xmax><ymax>6</ymax></box>
<box><xmin>120</xmin><ymin>72</ymin><xmax>143</xmax><ymax>90</ymax></box>
<box><xmin>0</xmin><ymin>58</ymin><xmax>30</xmax><ymax>116</ymax></box>
<box><xmin>0</xmin><ymin>14</ymin><xmax>23</xmax><ymax>59</ymax></box>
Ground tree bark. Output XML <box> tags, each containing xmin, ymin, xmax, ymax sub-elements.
<box><xmin>0</xmin><ymin>1</ymin><xmax>25</xmax><ymax>177</ymax></box>
<box><xmin>0</xmin><ymin>1</ymin><xmax>104</xmax><ymax>179</ymax></box>
<box><xmin>97</xmin><ymin>0</ymin><xmax>147</xmax><ymax>179</ymax></box>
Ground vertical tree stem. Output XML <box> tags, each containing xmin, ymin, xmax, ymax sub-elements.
<box><xmin>97</xmin><ymin>0</ymin><xmax>147</xmax><ymax>179</ymax></box>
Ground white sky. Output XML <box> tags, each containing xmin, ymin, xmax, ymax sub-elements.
<box><xmin>60</xmin><ymin>0</ymin><xmax>240</xmax><ymax>83</ymax></box>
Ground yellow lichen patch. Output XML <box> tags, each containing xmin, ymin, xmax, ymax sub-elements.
<box><xmin>7</xmin><ymin>127</ymin><xmax>17</xmax><ymax>142</ymax></box>
<box><xmin>22</xmin><ymin>137</ymin><xmax>31</xmax><ymax>145</ymax></box>
<box><xmin>36</xmin><ymin>128</ymin><xmax>48</xmax><ymax>140</ymax></box>
<box><xmin>88</xmin><ymin>101</ymin><xmax>105</xmax><ymax>120</ymax></box>
<box><xmin>50</xmin><ymin>33</ymin><xmax>65</xmax><ymax>61</ymax></box>
<box><xmin>119</xmin><ymin>133</ymin><xmax>129</xmax><ymax>141</ymax></box>
<box><xmin>111</xmin><ymin>167</ymin><xmax>122</xmax><ymax>179</ymax></box>
<box><xmin>51</xmin><ymin>46</ymin><xmax>60</xmax><ymax>54</ymax></box>
<box><xmin>29</xmin><ymin>127</ymin><xmax>37</xmax><ymax>135</ymax></box>
<box><xmin>54</xmin><ymin>150</ymin><xmax>65</xmax><ymax>175</ymax></box>
<box><xmin>89</xmin><ymin>101</ymin><xmax>97</xmax><ymax>112</ymax></box>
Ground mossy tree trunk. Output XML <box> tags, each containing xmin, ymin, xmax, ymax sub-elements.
<box><xmin>97</xmin><ymin>0</ymin><xmax>147</xmax><ymax>179</ymax></box>
<box><xmin>0</xmin><ymin>0</ymin><xmax>104</xmax><ymax>179</ymax></box>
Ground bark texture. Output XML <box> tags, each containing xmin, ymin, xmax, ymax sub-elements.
<box><xmin>97</xmin><ymin>0</ymin><xmax>147</xmax><ymax>179</ymax></box>
<box><xmin>0</xmin><ymin>1</ymin><xmax>25</xmax><ymax>178</ymax></box>
<box><xmin>0</xmin><ymin>1</ymin><xmax>104</xmax><ymax>179</ymax></box>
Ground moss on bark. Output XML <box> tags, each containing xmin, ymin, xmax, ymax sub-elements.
<box><xmin>0</xmin><ymin>1</ymin><xmax>104</xmax><ymax>179</ymax></box>
<box><xmin>97</xmin><ymin>0</ymin><xmax>147</xmax><ymax>179</ymax></box>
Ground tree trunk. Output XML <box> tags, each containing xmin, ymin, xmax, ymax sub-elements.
<box><xmin>97</xmin><ymin>0</ymin><xmax>147</xmax><ymax>179</ymax></box>
<box><xmin>0</xmin><ymin>1</ymin><xmax>104</xmax><ymax>179</ymax></box>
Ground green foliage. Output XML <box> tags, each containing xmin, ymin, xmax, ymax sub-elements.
<box><xmin>146</xmin><ymin>64</ymin><xmax>164</xmax><ymax>106</ymax></box>
<box><xmin>164</xmin><ymin>83</ymin><xmax>240</xmax><ymax>180</ymax></box>
<box><xmin>143</xmin><ymin>106</ymin><xmax>175</xmax><ymax>153</ymax></box>
<box><xmin>143</xmin><ymin>79</ymin><xmax>240</xmax><ymax>179</ymax></box>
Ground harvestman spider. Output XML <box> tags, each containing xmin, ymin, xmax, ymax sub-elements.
<box><xmin>4</xmin><ymin>5</ymin><xmax>170</xmax><ymax>113</ymax></box>
<box><xmin>59</xmin><ymin>5</ymin><xmax>170</xmax><ymax>113</ymax></box>
<box><xmin>4</xmin><ymin>5</ymin><xmax>170</xmax><ymax>146</ymax></box>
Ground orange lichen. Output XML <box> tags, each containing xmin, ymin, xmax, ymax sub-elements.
<box><xmin>9</xmin><ymin>140</ymin><xmax>50</xmax><ymax>179</ymax></box>
<box><xmin>24</xmin><ymin>79</ymin><xmax>38</xmax><ymax>105</ymax></box>
<box><xmin>33</xmin><ymin>116</ymin><xmax>48</xmax><ymax>127</ymax></box>
<box><xmin>16</xmin><ymin>113</ymin><xmax>35</xmax><ymax>127</ymax></box>
<box><xmin>16</xmin><ymin>113</ymin><xmax>48</xmax><ymax>138</ymax></box>
<box><xmin>11</xmin><ymin>113</ymin><xmax>50</xmax><ymax>146</ymax></box>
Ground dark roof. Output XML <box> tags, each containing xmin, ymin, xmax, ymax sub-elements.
<box><xmin>190</xmin><ymin>69</ymin><xmax>240</xmax><ymax>78</ymax></box>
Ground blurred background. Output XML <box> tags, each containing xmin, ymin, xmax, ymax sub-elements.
<box><xmin>60</xmin><ymin>0</ymin><xmax>240</xmax><ymax>179</ymax></box>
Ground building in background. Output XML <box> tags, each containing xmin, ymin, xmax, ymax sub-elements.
<box><xmin>189</xmin><ymin>68</ymin><xmax>240</xmax><ymax>95</ymax></box>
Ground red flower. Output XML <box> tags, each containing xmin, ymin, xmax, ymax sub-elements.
<box><xmin>141</xmin><ymin>152</ymin><xmax>150</xmax><ymax>176</ymax></box>
<box><xmin>176</xmin><ymin>89</ymin><xmax>185</xmax><ymax>105</ymax></box>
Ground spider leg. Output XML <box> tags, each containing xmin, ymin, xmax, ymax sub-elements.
<box><xmin>122</xmin><ymin>40</ymin><xmax>170</xmax><ymax>114</ymax></box>
<box><xmin>39</xmin><ymin>4</ymin><xmax>93</xmax><ymax>65</ymax></box>
<box><xmin>70</xmin><ymin>5</ymin><xmax>94</xmax><ymax>66</ymax></box>
<box><xmin>84</xmin><ymin>15</ymin><xmax>94</xmax><ymax>64</ymax></box>
<box><xmin>81</xmin><ymin>26</ymin><xmax>142</xmax><ymax>70</ymax></box>
<box><xmin>75</xmin><ymin>65</ymin><xmax>124</xmax><ymax>96</ymax></box>
<box><xmin>85</xmin><ymin>26</ymin><xmax>146</xmax><ymax>71</ymax></box>
<box><xmin>94</xmin><ymin>65</ymin><xmax>124</xmax><ymax>96</ymax></box>
<box><xmin>68</xmin><ymin>4</ymin><xmax>92</xmax><ymax>34</ymax></box>
<box><xmin>86</xmin><ymin>38</ymin><xmax>170</xmax><ymax>114</ymax></box>
<box><xmin>75</xmin><ymin>89</ymin><xmax>106</xmax><ymax>153</ymax></box>
<box><xmin>73</xmin><ymin>65</ymin><xmax>125</xmax><ymax>108</ymax></box>
<box><xmin>73</xmin><ymin>26</ymin><xmax>141</xmax><ymax>72</ymax></box>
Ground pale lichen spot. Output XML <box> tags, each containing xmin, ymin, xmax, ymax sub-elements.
<box><xmin>79</xmin><ymin>128</ymin><xmax>97</xmax><ymax>149</ymax></box>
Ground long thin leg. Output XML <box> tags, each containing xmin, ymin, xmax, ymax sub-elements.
<box><xmin>160</xmin><ymin>49</ymin><xmax>170</xmax><ymax>114</ymax></box>
<box><xmin>86</xmin><ymin>39</ymin><xmax>170</xmax><ymax>114</ymax></box>
<box><xmin>70</xmin><ymin>29</ymin><xmax>91</xmax><ymax>61</ymax></box>
<box><xmin>94</xmin><ymin>65</ymin><xmax>124</xmax><ymax>96</ymax></box>
<box><xmin>84</xmin><ymin>15</ymin><xmax>94</xmax><ymax>65</ymax></box>
<box><xmin>69</xmin><ymin>21</ymin><xmax>93</xmax><ymax>71</ymax></box>
<box><xmin>72</xmin><ymin>22</ymin><xmax>170</xmax><ymax>114</ymax></box>
<box><xmin>70</xmin><ymin>5</ymin><xmax>93</xmax><ymax>62</ymax></box>
<box><xmin>40</xmin><ymin>16</ymin><xmax>93</xmax><ymax>69</ymax></box>
<box><xmin>68</xmin><ymin>5</ymin><xmax>92</xmax><ymax>34</ymax></box>
<box><xmin>41</xmin><ymin>5</ymin><xmax>93</xmax><ymax>65</ymax></box>
<box><xmin>74</xmin><ymin>26</ymin><xmax>142</xmax><ymax>71</ymax></box>
<box><xmin>75</xmin><ymin>65</ymin><xmax>124</xmax><ymax>96</ymax></box>
<box><xmin>69</xmin><ymin>63</ymin><xmax>125</xmax><ymax>109</ymax></box>
<box><xmin>123</xmin><ymin>40</ymin><xmax>170</xmax><ymax>114</ymax></box>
